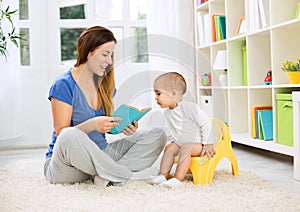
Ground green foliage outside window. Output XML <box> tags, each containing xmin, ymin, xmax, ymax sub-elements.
<box><xmin>60</xmin><ymin>28</ymin><xmax>84</xmax><ymax>61</ymax></box>
<box><xmin>19</xmin><ymin>0</ymin><xmax>28</xmax><ymax>20</ymax></box>
<box><xmin>20</xmin><ymin>28</ymin><xmax>29</xmax><ymax>65</ymax></box>
<box><xmin>60</xmin><ymin>5</ymin><xmax>85</xmax><ymax>61</ymax></box>
<box><xmin>132</xmin><ymin>27</ymin><xmax>148</xmax><ymax>63</ymax></box>
<box><xmin>60</xmin><ymin>4</ymin><xmax>85</xmax><ymax>19</ymax></box>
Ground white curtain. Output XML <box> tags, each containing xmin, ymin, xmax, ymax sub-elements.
<box><xmin>147</xmin><ymin>0</ymin><xmax>196</xmax><ymax>101</ymax></box>
<box><xmin>0</xmin><ymin>0</ymin><xmax>23</xmax><ymax>141</ymax></box>
<box><xmin>136</xmin><ymin>0</ymin><xmax>196</xmax><ymax>131</ymax></box>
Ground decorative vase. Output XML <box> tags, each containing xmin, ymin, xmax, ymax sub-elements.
<box><xmin>287</xmin><ymin>71</ymin><xmax>300</xmax><ymax>84</ymax></box>
<box><xmin>219</xmin><ymin>70</ymin><xmax>228</xmax><ymax>86</ymax></box>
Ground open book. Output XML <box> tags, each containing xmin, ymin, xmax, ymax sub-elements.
<box><xmin>109</xmin><ymin>104</ymin><xmax>152</xmax><ymax>134</ymax></box>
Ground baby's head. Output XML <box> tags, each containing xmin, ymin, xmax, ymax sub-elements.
<box><xmin>153</xmin><ymin>72</ymin><xmax>187</xmax><ymax>108</ymax></box>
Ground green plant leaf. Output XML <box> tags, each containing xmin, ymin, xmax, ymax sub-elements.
<box><xmin>0</xmin><ymin>2</ymin><xmax>23</xmax><ymax>59</ymax></box>
<box><xmin>4</xmin><ymin>5</ymin><xmax>10</xmax><ymax>13</ymax></box>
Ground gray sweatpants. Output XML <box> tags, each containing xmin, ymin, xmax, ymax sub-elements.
<box><xmin>44</xmin><ymin>127</ymin><xmax>167</xmax><ymax>184</ymax></box>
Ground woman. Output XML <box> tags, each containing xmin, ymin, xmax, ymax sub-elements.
<box><xmin>44</xmin><ymin>26</ymin><xmax>167</xmax><ymax>187</ymax></box>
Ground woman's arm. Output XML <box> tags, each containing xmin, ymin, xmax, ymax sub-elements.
<box><xmin>51</xmin><ymin>97</ymin><xmax>120</xmax><ymax>136</ymax></box>
<box><xmin>51</xmin><ymin>98</ymin><xmax>72</xmax><ymax>136</ymax></box>
<box><xmin>77</xmin><ymin>116</ymin><xmax>120</xmax><ymax>134</ymax></box>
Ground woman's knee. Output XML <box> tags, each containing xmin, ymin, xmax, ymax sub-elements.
<box><xmin>57</xmin><ymin>127</ymin><xmax>83</xmax><ymax>146</ymax></box>
<box><xmin>151</xmin><ymin>128</ymin><xmax>167</xmax><ymax>145</ymax></box>
<box><xmin>59</xmin><ymin>127</ymin><xmax>77</xmax><ymax>139</ymax></box>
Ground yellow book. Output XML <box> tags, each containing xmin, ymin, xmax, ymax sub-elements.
<box><xmin>216</xmin><ymin>16</ymin><xmax>222</xmax><ymax>41</ymax></box>
<box><xmin>251</xmin><ymin>106</ymin><xmax>256</xmax><ymax>138</ymax></box>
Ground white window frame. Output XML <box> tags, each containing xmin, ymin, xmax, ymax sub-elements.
<box><xmin>58</xmin><ymin>0</ymin><xmax>148</xmax><ymax>69</ymax></box>
<box><xmin>17</xmin><ymin>0</ymin><xmax>148</xmax><ymax>71</ymax></box>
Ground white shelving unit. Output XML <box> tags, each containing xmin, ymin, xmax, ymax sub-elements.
<box><xmin>193</xmin><ymin>0</ymin><xmax>300</xmax><ymax>161</ymax></box>
<box><xmin>292</xmin><ymin>91</ymin><xmax>300</xmax><ymax>180</ymax></box>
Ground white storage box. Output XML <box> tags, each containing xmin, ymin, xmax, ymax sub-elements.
<box><xmin>200</xmin><ymin>95</ymin><xmax>213</xmax><ymax>117</ymax></box>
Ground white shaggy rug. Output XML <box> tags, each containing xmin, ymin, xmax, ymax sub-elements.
<box><xmin>0</xmin><ymin>159</ymin><xmax>300</xmax><ymax>212</ymax></box>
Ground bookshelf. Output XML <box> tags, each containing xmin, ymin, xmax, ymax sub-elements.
<box><xmin>193</xmin><ymin>0</ymin><xmax>300</xmax><ymax>175</ymax></box>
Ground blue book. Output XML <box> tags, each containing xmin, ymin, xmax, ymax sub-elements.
<box><xmin>219</xmin><ymin>16</ymin><xmax>226</xmax><ymax>40</ymax></box>
<box><xmin>254</xmin><ymin>107</ymin><xmax>272</xmax><ymax>138</ymax></box>
<box><xmin>109</xmin><ymin>104</ymin><xmax>152</xmax><ymax>134</ymax></box>
<box><xmin>258</xmin><ymin>110</ymin><xmax>273</xmax><ymax>140</ymax></box>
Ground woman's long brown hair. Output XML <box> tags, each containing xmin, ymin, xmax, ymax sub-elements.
<box><xmin>74</xmin><ymin>26</ymin><xmax>116</xmax><ymax>115</ymax></box>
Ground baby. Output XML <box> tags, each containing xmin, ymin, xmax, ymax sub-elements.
<box><xmin>149</xmin><ymin>72</ymin><xmax>215</xmax><ymax>187</ymax></box>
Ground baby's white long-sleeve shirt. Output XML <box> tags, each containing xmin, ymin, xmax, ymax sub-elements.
<box><xmin>164</xmin><ymin>101</ymin><xmax>214</xmax><ymax>146</ymax></box>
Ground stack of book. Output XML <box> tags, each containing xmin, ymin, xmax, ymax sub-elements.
<box><xmin>248</xmin><ymin>0</ymin><xmax>269</xmax><ymax>32</ymax></box>
<box><xmin>196</xmin><ymin>12</ymin><xmax>210</xmax><ymax>46</ymax></box>
<box><xmin>211</xmin><ymin>14</ymin><xmax>226</xmax><ymax>42</ymax></box>
<box><xmin>196</xmin><ymin>0</ymin><xmax>209</xmax><ymax>6</ymax></box>
<box><xmin>251</xmin><ymin>106</ymin><xmax>273</xmax><ymax>140</ymax></box>
<box><xmin>196</xmin><ymin>13</ymin><xmax>226</xmax><ymax>46</ymax></box>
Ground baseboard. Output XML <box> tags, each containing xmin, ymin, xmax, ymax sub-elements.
<box><xmin>0</xmin><ymin>144</ymin><xmax>47</xmax><ymax>151</ymax></box>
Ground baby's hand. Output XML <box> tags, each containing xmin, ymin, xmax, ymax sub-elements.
<box><xmin>201</xmin><ymin>144</ymin><xmax>215</xmax><ymax>159</ymax></box>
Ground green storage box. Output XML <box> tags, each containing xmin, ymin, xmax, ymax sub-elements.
<box><xmin>276</xmin><ymin>93</ymin><xmax>293</xmax><ymax>147</ymax></box>
<box><xmin>242</xmin><ymin>45</ymin><xmax>247</xmax><ymax>86</ymax></box>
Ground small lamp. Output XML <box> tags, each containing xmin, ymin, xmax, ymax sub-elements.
<box><xmin>213</xmin><ymin>50</ymin><xmax>228</xmax><ymax>86</ymax></box>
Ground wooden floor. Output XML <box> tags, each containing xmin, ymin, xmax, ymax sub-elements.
<box><xmin>0</xmin><ymin>143</ymin><xmax>300</xmax><ymax>195</ymax></box>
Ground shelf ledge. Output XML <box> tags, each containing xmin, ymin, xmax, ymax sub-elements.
<box><xmin>231</xmin><ymin>134</ymin><xmax>294</xmax><ymax>156</ymax></box>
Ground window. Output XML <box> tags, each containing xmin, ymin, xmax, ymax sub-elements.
<box><xmin>19</xmin><ymin>0</ymin><xmax>29</xmax><ymax>20</ymax></box>
<box><xmin>19</xmin><ymin>0</ymin><xmax>30</xmax><ymax>66</ymax></box>
<box><xmin>129</xmin><ymin>0</ymin><xmax>146</xmax><ymax>20</ymax></box>
<box><xmin>60</xmin><ymin>28</ymin><xmax>84</xmax><ymax>61</ymax></box>
<box><xmin>19</xmin><ymin>28</ymin><xmax>30</xmax><ymax>66</ymax></box>
<box><xmin>59</xmin><ymin>0</ymin><xmax>148</xmax><ymax>64</ymax></box>
<box><xmin>131</xmin><ymin>27</ymin><xmax>148</xmax><ymax>63</ymax></box>
<box><xmin>60</xmin><ymin>4</ymin><xmax>85</xmax><ymax>19</ymax></box>
<box><xmin>95</xmin><ymin>0</ymin><xmax>123</xmax><ymax>20</ymax></box>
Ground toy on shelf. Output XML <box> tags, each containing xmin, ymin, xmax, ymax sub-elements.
<box><xmin>201</xmin><ymin>73</ymin><xmax>212</xmax><ymax>86</ymax></box>
<box><xmin>264</xmin><ymin>70</ymin><xmax>272</xmax><ymax>85</ymax></box>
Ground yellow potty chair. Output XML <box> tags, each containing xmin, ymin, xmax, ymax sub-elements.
<box><xmin>175</xmin><ymin>118</ymin><xmax>239</xmax><ymax>185</ymax></box>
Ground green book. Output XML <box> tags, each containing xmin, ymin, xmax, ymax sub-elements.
<box><xmin>296</xmin><ymin>3</ymin><xmax>300</xmax><ymax>18</ymax></box>
<box><xmin>109</xmin><ymin>104</ymin><xmax>152</xmax><ymax>134</ymax></box>
<box><xmin>258</xmin><ymin>112</ymin><xmax>264</xmax><ymax>140</ymax></box>
<box><xmin>242</xmin><ymin>45</ymin><xmax>248</xmax><ymax>86</ymax></box>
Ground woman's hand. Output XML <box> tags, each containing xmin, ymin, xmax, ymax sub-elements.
<box><xmin>122</xmin><ymin>120</ymin><xmax>138</xmax><ymax>136</ymax></box>
<box><xmin>94</xmin><ymin>116</ymin><xmax>121</xmax><ymax>133</ymax></box>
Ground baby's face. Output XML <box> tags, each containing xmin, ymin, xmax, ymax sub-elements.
<box><xmin>154</xmin><ymin>89</ymin><xmax>173</xmax><ymax>108</ymax></box>
<box><xmin>154</xmin><ymin>81</ymin><xmax>177</xmax><ymax>109</ymax></box>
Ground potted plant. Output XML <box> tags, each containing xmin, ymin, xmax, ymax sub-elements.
<box><xmin>0</xmin><ymin>0</ymin><xmax>23</xmax><ymax>59</ymax></box>
<box><xmin>281</xmin><ymin>58</ymin><xmax>300</xmax><ymax>84</ymax></box>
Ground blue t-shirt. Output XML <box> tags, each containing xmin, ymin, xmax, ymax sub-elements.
<box><xmin>46</xmin><ymin>70</ymin><xmax>110</xmax><ymax>158</ymax></box>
